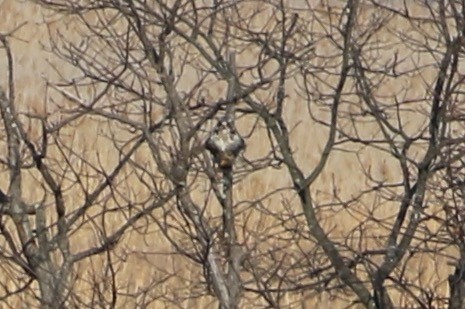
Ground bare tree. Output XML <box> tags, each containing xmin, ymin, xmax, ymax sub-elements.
<box><xmin>4</xmin><ymin>0</ymin><xmax>465</xmax><ymax>308</ymax></box>
<box><xmin>0</xmin><ymin>18</ymin><xmax>178</xmax><ymax>309</ymax></box>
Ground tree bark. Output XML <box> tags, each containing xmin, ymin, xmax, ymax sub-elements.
<box><xmin>449</xmin><ymin>254</ymin><xmax>465</xmax><ymax>309</ymax></box>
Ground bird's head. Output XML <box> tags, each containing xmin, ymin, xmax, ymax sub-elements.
<box><xmin>214</xmin><ymin>117</ymin><xmax>236</xmax><ymax>135</ymax></box>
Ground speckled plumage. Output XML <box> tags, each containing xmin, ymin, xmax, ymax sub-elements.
<box><xmin>206</xmin><ymin>119</ymin><xmax>245</xmax><ymax>168</ymax></box>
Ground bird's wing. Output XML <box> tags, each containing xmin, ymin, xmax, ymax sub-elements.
<box><xmin>0</xmin><ymin>190</ymin><xmax>9</xmax><ymax>203</ymax></box>
<box><xmin>226</xmin><ymin>135</ymin><xmax>245</xmax><ymax>156</ymax></box>
<box><xmin>205</xmin><ymin>135</ymin><xmax>220</xmax><ymax>154</ymax></box>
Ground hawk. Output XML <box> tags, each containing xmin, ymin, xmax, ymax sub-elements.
<box><xmin>205</xmin><ymin>118</ymin><xmax>245</xmax><ymax>169</ymax></box>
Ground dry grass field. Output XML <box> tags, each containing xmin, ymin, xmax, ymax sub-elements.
<box><xmin>0</xmin><ymin>0</ymin><xmax>460</xmax><ymax>308</ymax></box>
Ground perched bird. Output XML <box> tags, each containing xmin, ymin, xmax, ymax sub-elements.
<box><xmin>205</xmin><ymin>118</ymin><xmax>245</xmax><ymax>169</ymax></box>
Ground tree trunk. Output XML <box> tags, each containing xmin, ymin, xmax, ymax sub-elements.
<box><xmin>449</xmin><ymin>263</ymin><xmax>465</xmax><ymax>309</ymax></box>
